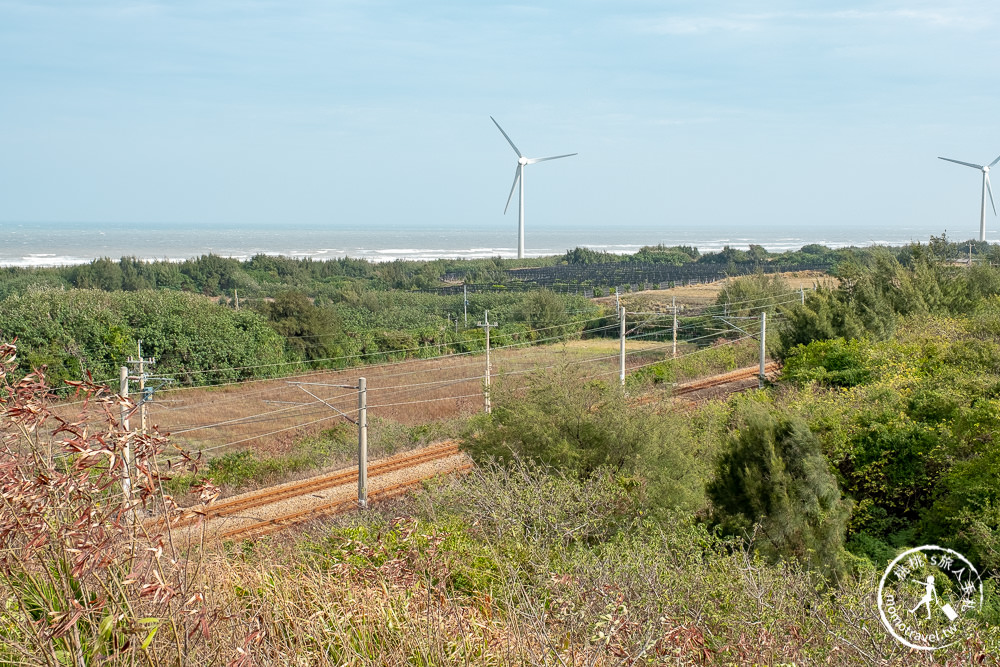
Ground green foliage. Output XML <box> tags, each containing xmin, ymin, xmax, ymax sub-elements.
<box><xmin>464</xmin><ymin>369</ymin><xmax>713</xmax><ymax>513</ymax></box>
<box><xmin>779</xmin><ymin>313</ymin><xmax>1000</xmax><ymax>571</ymax></box>
<box><xmin>782</xmin><ymin>338</ymin><xmax>872</xmax><ymax>387</ymax></box>
<box><xmin>716</xmin><ymin>272</ymin><xmax>790</xmax><ymax>316</ymax></box>
<box><xmin>0</xmin><ymin>289</ymin><xmax>285</xmax><ymax>385</ymax></box>
<box><xmin>514</xmin><ymin>289</ymin><xmax>574</xmax><ymax>337</ymax></box>
<box><xmin>254</xmin><ymin>290</ymin><xmax>346</xmax><ymax>363</ymax></box>
<box><xmin>708</xmin><ymin>402</ymin><xmax>852</xmax><ymax>577</ymax></box>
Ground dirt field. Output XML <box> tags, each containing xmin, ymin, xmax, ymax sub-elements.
<box><xmin>139</xmin><ymin>336</ymin><xmax>676</xmax><ymax>460</ymax></box>
<box><xmin>594</xmin><ymin>270</ymin><xmax>835</xmax><ymax>311</ymax></box>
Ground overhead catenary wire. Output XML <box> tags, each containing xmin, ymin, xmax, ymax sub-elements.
<box><xmin>161</xmin><ymin>328</ymin><xmax>764</xmax><ymax>458</ymax></box>
<box><xmin>124</xmin><ymin>323</ymin><xmax>626</xmax><ymax>433</ymax></box>
<box><xmin>147</xmin><ymin>312</ymin><xmax>614</xmax><ymax>381</ymax></box>
<box><xmin>171</xmin><ymin>324</ymin><xmax>753</xmax><ymax>433</ymax></box>
<box><xmin>118</xmin><ymin>318</ymin><xmax>623</xmax><ymax>402</ymax></box>
<box><xmin>578</xmin><ymin>333</ymin><xmax>759</xmax><ymax>382</ymax></box>
<box><xmin>42</xmin><ymin>286</ymin><xmax>802</xmax><ymax>398</ymax></box>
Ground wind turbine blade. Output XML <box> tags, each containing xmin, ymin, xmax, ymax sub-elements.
<box><xmin>525</xmin><ymin>153</ymin><xmax>578</xmax><ymax>164</ymax></box>
<box><xmin>990</xmin><ymin>154</ymin><xmax>1000</xmax><ymax>168</ymax></box>
<box><xmin>504</xmin><ymin>166</ymin><xmax>520</xmax><ymax>214</ymax></box>
<box><xmin>988</xmin><ymin>174</ymin><xmax>997</xmax><ymax>216</ymax></box>
<box><xmin>491</xmin><ymin>116</ymin><xmax>523</xmax><ymax>158</ymax></box>
<box><xmin>939</xmin><ymin>156</ymin><xmax>984</xmax><ymax>170</ymax></box>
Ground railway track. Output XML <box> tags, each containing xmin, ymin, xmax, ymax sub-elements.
<box><xmin>156</xmin><ymin>439</ymin><xmax>461</xmax><ymax>532</ymax></box>
<box><xmin>164</xmin><ymin>364</ymin><xmax>780</xmax><ymax>542</ymax></box>
<box><xmin>672</xmin><ymin>362</ymin><xmax>780</xmax><ymax>396</ymax></box>
<box><xmin>220</xmin><ymin>463</ymin><xmax>475</xmax><ymax>540</ymax></box>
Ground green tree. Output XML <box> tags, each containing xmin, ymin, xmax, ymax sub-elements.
<box><xmin>716</xmin><ymin>272</ymin><xmax>789</xmax><ymax>316</ymax></box>
<box><xmin>516</xmin><ymin>289</ymin><xmax>571</xmax><ymax>336</ymax></box>
<box><xmin>256</xmin><ymin>290</ymin><xmax>346</xmax><ymax>363</ymax></box>
<box><xmin>708</xmin><ymin>404</ymin><xmax>852</xmax><ymax>577</ymax></box>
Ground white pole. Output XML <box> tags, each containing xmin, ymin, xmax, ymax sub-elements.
<box><xmin>463</xmin><ymin>284</ymin><xmax>468</xmax><ymax>327</ymax></box>
<box><xmin>358</xmin><ymin>377</ymin><xmax>367</xmax><ymax>508</ymax></box>
<box><xmin>759</xmin><ymin>312</ymin><xmax>767</xmax><ymax>389</ymax></box>
<box><xmin>619</xmin><ymin>306</ymin><xmax>626</xmax><ymax>387</ymax></box>
<box><xmin>800</xmin><ymin>287</ymin><xmax>805</xmax><ymax>305</ymax></box>
<box><xmin>485</xmin><ymin>311</ymin><xmax>492</xmax><ymax>414</ymax></box>
<box><xmin>672</xmin><ymin>297</ymin><xmax>678</xmax><ymax>359</ymax></box>
<box><xmin>518</xmin><ymin>165</ymin><xmax>525</xmax><ymax>259</ymax></box>
<box><xmin>119</xmin><ymin>366</ymin><xmax>132</xmax><ymax>504</ymax></box>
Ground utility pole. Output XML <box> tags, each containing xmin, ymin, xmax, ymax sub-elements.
<box><xmin>463</xmin><ymin>284</ymin><xmax>468</xmax><ymax>327</ymax></box>
<box><xmin>234</xmin><ymin>289</ymin><xmax>240</xmax><ymax>311</ymax></box>
<box><xmin>759</xmin><ymin>312</ymin><xmax>767</xmax><ymax>389</ymax></box>
<box><xmin>289</xmin><ymin>379</ymin><xmax>367</xmax><ymax>508</ymax></box>
<box><xmin>800</xmin><ymin>287</ymin><xmax>805</xmax><ymax>305</ymax></box>
<box><xmin>672</xmin><ymin>296</ymin><xmax>678</xmax><ymax>359</ymax></box>
<box><xmin>619</xmin><ymin>306</ymin><xmax>626</xmax><ymax>387</ymax></box>
<box><xmin>119</xmin><ymin>366</ymin><xmax>132</xmax><ymax>504</ymax></box>
<box><xmin>127</xmin><ymin>341</ymin><xmax>155</xmax><ymax>434</ymax></box>
<box><xmin>358</xmin><ymin>377</ymin><xmax>367</xmax><ymax>508</ymax></box>
<box><xmin>478</xmin><ymin>310</ymin><xmax>497</xmax><ymax>414</ymax></box>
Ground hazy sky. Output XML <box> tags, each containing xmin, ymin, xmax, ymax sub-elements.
<box><xmin>2</xmin><ymin>1</ymin><xmax>999</xmax><ymax>239</ymax></box>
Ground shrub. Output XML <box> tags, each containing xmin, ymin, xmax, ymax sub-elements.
<box><xmin>0</xmin><ymin>341</ymin><xmax>241</xmax><ymax>664</ymax></box>
<box><xmin>707</xmin><ymin>403</ymin><xmax>852</xmax><ymax>577</ymax></box>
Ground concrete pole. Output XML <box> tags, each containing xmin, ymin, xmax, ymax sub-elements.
<box><xmin>800</xmin><ymin>287</ymin><xmax>805</xmax><ymax>305</ymax></box>
<box><xmin>619</xmin><ymin>305</ymin><xmax>626</xmax><ymax>387</ymax></box>
<box><xmin>463</xmin><ymin>284</ymin><xmax>468</xmax><ymax>327</ymax></box>
<box><xmin>119</xmin><ymin>366</ymin><xmax>132</xmax><ymax>503</ymax></box>
<box><xmin>358</xmin><ymin>377</ymin><xmax>367</xmax><ymax>508</ymax></box>
<box><xmin>137</xmin><ymin>341</ymin><xmax>147</xmax><ymax>434</ymax></box>
<box><xmin>485</xmin><ymin>311</ymin><xmax>492</xmax><ymax>414</ymax></box>
<box><xmin>759</xmin><ymin>312</ymin><xmax>767</xmax><ymax>389</ymax></box>
<box><xmin>672</xmin><ymin>296</ymin><xmax>678</xmax><ymax>359</ymax></box>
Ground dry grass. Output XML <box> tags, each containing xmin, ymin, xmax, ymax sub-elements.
<box><xmin>596</xmin><ymin>270</ymin><xmax>837</xmax><ymax>312</ymax></box>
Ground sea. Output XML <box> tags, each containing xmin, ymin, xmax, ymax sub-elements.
<box><xmin>0</xmin><ymin>221</ymin><xmax>956</xmax><ymax>268</ymax></box>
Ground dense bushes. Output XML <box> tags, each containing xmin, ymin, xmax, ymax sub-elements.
<box><xmin>707</xmin><ymin>402</ymin><xmax>852</xmax><ymax>577</ymax></box>
<box><xmin>779</xmin><ymin>314</ymin><xmax>1000</xmax><ymax>574</ymax></box>
<box><xmin>463</xmin><ymin>368</ymin><xmax>722</xmax><ymax>514</ymax></box>
<box><xmin>777</xmin><ymin>253</ymin><xmax>1000</xmax><ymax>356</ymax></box>
<box><xmin>0</xmin><ymin>284</ymin><xmax>604</xmax><ymax>386</ymax></box>
<box><xmin>0</xmin><ymin>289</ymin><xmax>285</xmax><ymax>385</ymax></box>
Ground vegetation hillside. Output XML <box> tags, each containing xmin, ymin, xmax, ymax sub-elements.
<box><xmin>5</xmin><ymin>237</ymin><xmax>1000</xmax><ymax>663</ymax></box>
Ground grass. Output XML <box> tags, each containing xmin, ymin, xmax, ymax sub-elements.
<box><xmin>8</xmin><ymin>332</ymin><xmax>997</xmax><ymax>666</ymax></box>
<box><xmin>165</xmin><ymin>415</ymin><xmax>464</xmax><ymax>500</ymax></box>
<box><xmin>200</xmin><ymin>462</ymin><xmax>996</xmax><ymax>666</ymax></box>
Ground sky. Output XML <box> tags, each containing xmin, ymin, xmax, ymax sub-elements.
<box><xmin>2</xmin><ymin>1</ymin><xmax>1000</xmax><ymax>240</ymax></box>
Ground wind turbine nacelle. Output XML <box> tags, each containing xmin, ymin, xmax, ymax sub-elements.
<box><xmin>518</xmin><ymin>157</ymin><xmax>528</xmax><ymax>165</ymax></box>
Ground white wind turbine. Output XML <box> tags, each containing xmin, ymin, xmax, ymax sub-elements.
<box><xmin>938</xmin><ymin>153</ymin><xmax>1000</xmax><ymax>242</ymax></box>
<box><xmin>491</xmin><ymin>116</ymin><xmax>576</xmax><ymax>259</ymax></box>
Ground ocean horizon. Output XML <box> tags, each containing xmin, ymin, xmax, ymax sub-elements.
<box><xmin>0</xmin><ymin>220</ymin><xmax>964</xmax><ymax>268</ymax></box>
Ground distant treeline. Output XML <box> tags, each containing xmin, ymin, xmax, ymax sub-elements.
<box><xmin>0</xmin><ymin>286</ymin><xmax>605</xmax><ymax>387</ymax></box>
<box><xmin>0</xmin><ymin>233</ymin><xmax>993</xmax><ymax>387</ymax></box>
<box><xmin>0</xmin><ymin>234</ymin><xmax>990</xmax><ymax>301</ymax></box>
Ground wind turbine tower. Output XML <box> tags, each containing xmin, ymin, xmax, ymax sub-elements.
<box><xmin>938</xmin><ymin>153</ymin><xmax>1000</xmax><ymax>242</ymax></box>
<box><xmin>491</xmin><ymin>117</ymin><xmax>577</xmax><ymax>259</ymax></box>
